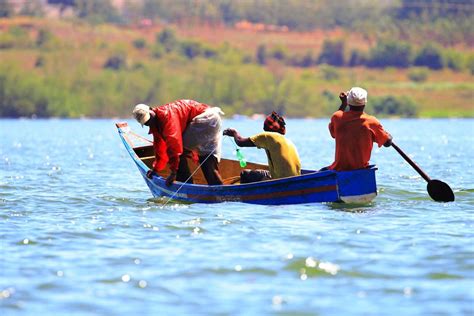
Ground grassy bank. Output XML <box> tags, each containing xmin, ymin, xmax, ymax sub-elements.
<box><xmin>0</xmin><ymin>17</ymin><xmax>473</xmax><ymax>118</ymax></box>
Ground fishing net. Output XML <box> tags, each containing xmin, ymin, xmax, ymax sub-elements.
<box><xmin>182</xmin><ymin>107</ymin><xmax>224</xmax><ymax>160</ymax></box>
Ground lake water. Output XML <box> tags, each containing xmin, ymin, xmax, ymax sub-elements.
<box><xmin>1</xmin><ymin>118</ymin><xmax>473</xmax><ymax>316</ymax></box>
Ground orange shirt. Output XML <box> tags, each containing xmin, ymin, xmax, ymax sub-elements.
<box><xmin>328</xmin><ymin>110</ymin><xmax>391</xmax><ymax>171</ymax></box>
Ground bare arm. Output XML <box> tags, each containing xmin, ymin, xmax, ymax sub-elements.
<box><xmin>383</xmin><ymin>135</ymin><xmax>393</xmax><ymax>147</ymax></box>
<box><xmin>223</xmin><ymin>128</ymin><xmax>255</xmax><ymax>147</ymax></box>
<box><xmin>338</xmin><ymin>91</ymin><xmax>348</xmax><ymax>111</ymax></box>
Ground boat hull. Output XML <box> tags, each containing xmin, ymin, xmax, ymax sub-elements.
<box><xmin>117</xmin><ymin>122</ymin><xmax>378</xmax><ymax>205</ymax></box>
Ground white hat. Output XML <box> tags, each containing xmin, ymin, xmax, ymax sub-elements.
<box><xmin>347</xmin><ymin>87</ymin><xmax>367</xmax><ymax>106</ymax></box>
<box><xmin>132</xmin><ymin>104</ymin><xmax>151</xmax><ymax>126</ymax></box>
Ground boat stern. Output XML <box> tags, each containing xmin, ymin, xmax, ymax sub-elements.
<box><xmin>336</xmin><ymin>166</ymin><xmax>378</xmax><ymax>203</ymax></box>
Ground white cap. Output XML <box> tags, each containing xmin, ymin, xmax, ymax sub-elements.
<box><xmin>347</xmin><ymin>87</ymin><xmax>367</xmax><ymax>106</ymax></box>
<box><xmin>132</xmin><ymin>104</ymin><xmax>151</xmax><ymax>126</ymax></box>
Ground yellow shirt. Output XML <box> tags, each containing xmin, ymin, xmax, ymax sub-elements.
<box><xmin>250</xmin><ymin>132</ymin><xmax>301</xmax><ymax>179</ymax></box>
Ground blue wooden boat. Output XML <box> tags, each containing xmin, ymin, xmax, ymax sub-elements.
<box><xmin>116</xmin><ymin>122</ymin><xmax>378</xmax><ymax>205</ymax></box>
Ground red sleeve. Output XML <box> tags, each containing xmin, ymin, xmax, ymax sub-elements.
<box><xmin>161</xmin><ymin>114</ymin><xmax>183</xmax><ymax>172</ymax></box>
<box><xmin>370</xmin><ymin>118</ymin><xmax>391</xmax><ymax>147</ymax></box>
<box><xmin>152</xmin><ymin>137</ymin><xmax>168</xmax><ymax>171</ymax></box>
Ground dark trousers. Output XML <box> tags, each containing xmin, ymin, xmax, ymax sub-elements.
<box><xmin>176</xmin><ymin>155</ymin><xmax>193</xmax><ymax>184</ymax></box>
<box><xmin>176</xmin><ymin>154</ymin><xmax>223</xmax><ymax>186</ymax></box>
<box><xmin>240</xmin><ymin>169</ymin><xmax>272</xmax><ymax>184</ymax></box>
<box><xmin>199</xmin><ymin>155</ymin><xmax>223</xmax><ymax>185</ymax></box>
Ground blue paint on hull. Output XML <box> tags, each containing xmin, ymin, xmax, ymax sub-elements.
<box><xmin>117</xmin><ymin>123</ymin><xmax>378</xmax><ymax>205</ymax></box>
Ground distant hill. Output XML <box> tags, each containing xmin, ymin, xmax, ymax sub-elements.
<box><xmin>0</xmin><ymin>2</ymin><xmax>473</xmax><ymax>118</ymax></box>
<box><xmin>3</xmin><ymin>0</ymin><xmax>473</xmax><ymax>46</ymax></box>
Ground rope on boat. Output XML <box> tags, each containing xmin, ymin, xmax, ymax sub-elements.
<box><xmin>129</xmin><ymin>130</ymin><xmax>153</xmax><ymax>144</ymax></box>
<box><xmin>161</xmin><ymin>148</ymin><xmax>217</xmax><ymax>209</ymax></box>
<box><xmin>225</xmin><ymin>135</ymin><xmax>238</xmax><ymax>150</ymax></box>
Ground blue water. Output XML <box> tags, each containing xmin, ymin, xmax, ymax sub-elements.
<box><xmin>1</xmin><ymin>118</ymin><xmax>473</xmax><ymax>316</ymax></box>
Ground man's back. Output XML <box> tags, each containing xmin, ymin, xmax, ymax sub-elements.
<box><xmin>329</xmin><ymin>110</ymin><xmax>390</xmax><ymax>171</ymax></box>
<box><xmin>154</xmin><ymin>99</ymin><xmax>209</xmax><ymax>132</ymax></box>
<box><xmin>250</xmin><ymin>131</ymin><xmax>301</xmax><ymax>179</ymax></box>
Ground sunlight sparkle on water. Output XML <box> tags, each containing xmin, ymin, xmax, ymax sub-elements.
<box><xmin>1</xmin><ymin>288</ymin><xmax>14</xmax><ymax>299</ymax></box>
<box><xmin>121</xmin><ymin>274</ymin><xmax>131</xmax><ymax>282</ymax></box>
<box><xmin>272</xmin><ymin>295</ymin><xmax>284</xmax><ymax>307</ymax></box>
<box><xmin>305</xmin><ymin>257</ymin><xmax>317</xmax><ymax>268</ymax></box>
<box><xmin>1</xmin><ymin>118</ymin><xmax>471</xmax><ymax>316</ymax></box>
<box><xmin>318</xmin><ymin>262</ymin><xmax>340</xmax><ymax>275</ymax></box>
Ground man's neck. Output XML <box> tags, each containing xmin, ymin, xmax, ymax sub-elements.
<box><xmin>349</xmin><ymin>105</ymin><xmax>365</xmax><ymax>112</ymax></box>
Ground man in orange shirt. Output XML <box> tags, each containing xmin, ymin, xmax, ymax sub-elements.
<box><xmin>328</xmin><ymin>87</ymin><xmax>392</xmax><ymax>171</ymax></box>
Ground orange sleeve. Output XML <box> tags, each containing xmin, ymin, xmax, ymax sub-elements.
<box><xmin>370</xmin><ymin>118</ymin><xmax>391</xmax><ymax>147</ymax></box>
<box><xmin>329</xmin><ymin>111</ymin><xmax>341</xmax><ymax>139</ymax></box>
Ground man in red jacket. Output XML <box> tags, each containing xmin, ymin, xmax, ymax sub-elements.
<box><xmin>133</xmin><ymin>99</ymin><xmax>224</xmax><ymax>186</ymax></box>
<box><xmin>328</xmin><ymin>87</ymin><xmax>392</xmax><ymax>171</ymax></box>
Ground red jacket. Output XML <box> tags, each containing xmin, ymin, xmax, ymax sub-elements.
<box><xmin>148</xmin><ymin>100</ymin><xmax>209</xmax><ymax>172</ymax></box>
<box><xmin>329</xmin><ymin>110</ymin><xmax>391</xmax><ymax>171</ymax></box>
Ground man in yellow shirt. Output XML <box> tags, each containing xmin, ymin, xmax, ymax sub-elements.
<box><xmin>223</xmin><ymin>112</ymin><xmax>301</xmax><ymax>183</ymax></box>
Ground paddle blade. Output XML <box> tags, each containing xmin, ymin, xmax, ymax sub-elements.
<box><xmin>427</xmin><ymin>180</ymin><xmax>455</xmax><ymax>202</ymax></box>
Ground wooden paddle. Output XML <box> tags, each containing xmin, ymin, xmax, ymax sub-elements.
<box><xmin>391</xmin><ymin>141</ymin><xmax>454</xmax><ymax>202</ymax></box>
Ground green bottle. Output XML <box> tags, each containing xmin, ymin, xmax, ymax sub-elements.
<box><xmin>235</xmin><ymin>149</ymin><xmax>247</xmax><ymax>168</ymax></box>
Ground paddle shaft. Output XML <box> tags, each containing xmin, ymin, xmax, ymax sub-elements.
<box><xmin>391</xmin><ymin>142</ymin><xmax>431</xmax><ymax>182</ymax></box>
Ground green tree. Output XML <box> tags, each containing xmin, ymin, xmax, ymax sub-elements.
<box><xmin>372</xmin><ymin>96</ymin><xmax>418</xmax><ymax>117</ymax></box>
<box><xmin>444</xmin><ymin>50</ymin><xmax>465</xmax><ymax>72</ymax></box>
<box><xmin>348</xmin><ymin>49</ymin><xmax>367</xmax><ymax>67</ymax></box>
<box><xmin>300</xmin><ymin>50</ymin><xmax>313</xmax><ymax>68</ymax></box>
<box><xmin>181</xmin><ymin>40</ymin><xmax>202</xmax><ymax>59</ymax></box>
<box><xmin>407</xmin><ymin>67</ymin><xmax>429</xmax><ymax>82</ymax></box>
<box><xmin>157</xmin><ymin>28</ymin><xmax>178</xmax><ymax>52</ymax></box>
<box><xmin>414</xmin><ymin>43</ymin><xmax>444</xmax><ymax>70</ymax></box>
<box><xmin>256</xmin><ymin>44</ymin><xmax>267</xmax><ymax>65</ymax></box>
<box><xmin>74</xmin><ymin>0</ymin><xmax>121</xmax><ymax>24</ymax></box>
<box><xmin>104</xmin><ymin>53</ymin><xmax>127</xmax><ymax>70</ymax></box>
<box><xmin>47</xmin><ymin>0</ymin><xmax>75</xmax><ymax>6</ymax></box>
<box><xmin>368</xmin><ymin>41</ymin><xmax>412</xmax><ymax>68</ymax></box>
<box><xmin>270</xmin><ymin>45</ymin><xmax>287</xmax><ymax>61</ymax></box>
<box><xmin>142</xmin><ymin>0</ymin><xmax>162</xmax><ymax>19</ymax></box>
<box><xmin>133</xmin><ymin>38</ymin><xmax>147</xmax><ymax>50</ymax></box>
<box><xmin>20</xmin><ymin>0</ymin><xmax>45</xmax><ymax>17</ymax></box>
<box><xmin>317</xmin><ymin>40</ymin><xmax>345</xmax><ymax>66</ymax></box>
<box><xmin>319</xmin><ymin>64</ymin><xmax>340</xmax><ymax>81</ymax></box>
<box><xmin>36</xmin><ymin>28</ymin><xmax>53</xmax><ymax>48</ymax></box>
<box><xmin>0</xmin><ymin>1</ymin><xmax>13</xmax><ymax>18</ymax></box>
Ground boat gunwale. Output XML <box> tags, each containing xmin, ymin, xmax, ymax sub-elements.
<box><xmin>117</xmin><ymin>122</ymin><xmax>378</xmax><ymax>204</ymax></box>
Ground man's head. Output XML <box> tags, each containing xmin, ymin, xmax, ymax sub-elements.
<box><xmin>263</xmin><ymin>111</ymin><xmax>286</xmax><ymax>135</ymax></box>
<box><xmin>133</xmin><ymin>104</ymin><xmax>151</xmax><ymax>126</ymax></box>
<box><xmin>347</xmin><ymin>87</ymin><xmax>367</xmax><ymax>107</ymax></box>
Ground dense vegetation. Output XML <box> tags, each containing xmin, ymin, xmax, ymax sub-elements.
<box><xmin>34</xmin><ymin>0</ymin><xmax>474</xmax><ymax>45</ymax></box>
<box><xmin>0</xmin><ymin>0</ymin><xmax>473</xmax><ymax>118</ymax></box>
